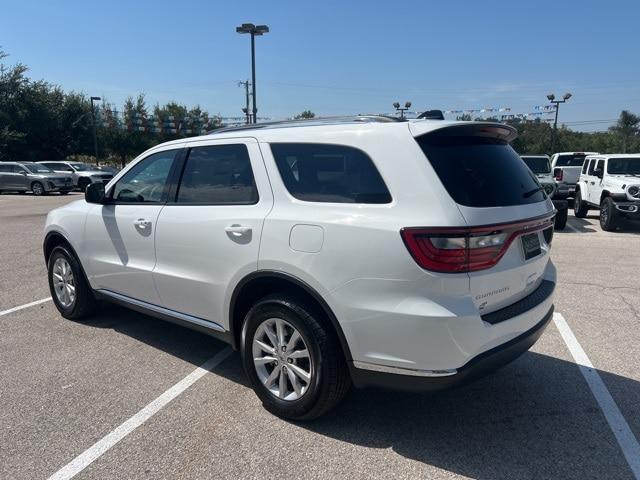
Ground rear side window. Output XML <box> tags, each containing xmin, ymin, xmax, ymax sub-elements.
<box><xmin>270</xmin><ymin>143</ymin><xmax>391</xmax><ymax>204</ymax></box>
<box><xmin>555</xmin><ymin>154</ymin><xmax>586</xmax><ymax>167</ymax></box>
<box><xmin>0</xmin><ymin>164</ymin><xmax>12</xmax><ymax>173</ymax></box>
<box><xmin>177</xmin><ymin>145</ymin><xmax>258</xmax><ymax>205</ymax></box>
<box><xmin>416</xmin><ymin>134</ymin><xmax>545</xmax><ymax>207</ymax></box>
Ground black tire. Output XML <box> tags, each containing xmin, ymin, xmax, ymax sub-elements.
<box><xmin>60</xmin><ymin>191</ymin><xmax>70</xmax><ymax>195</ymax></box>
<box><xmin>47</xmin><ymin>245</ymin><xmax>97</xmax><ymax>320</ymax></box>
<box><xmin>78</xmin><ymin>178</ymin><xmax>91</xmax><ymax>192</ymax></box>
<box><xmin>574</xmin><ymin>190</ymin><xmax>589</xmax><ymax>218</ymax></box>
<box><xmin>554</xmin><ymin>206</ymin><xmax>568</xmax><ymax>230</ymax></box>
<box><xmin>600</xmin><ymin>197</ymin><xmax>619</xmax><ymax>231</ymax></box>
<box><xmin>241</xmin><ymin>294</ymin><xmax>350</xmax><ymax>420</ymax></box>
<box><xmin>31</xmin><ymin>181</ymin><xmax>45</xmax><ymax>196</ymax></box>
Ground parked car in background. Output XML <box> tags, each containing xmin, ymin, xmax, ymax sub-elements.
<box><xmin>0</xmin><ymin>162</ymin><xmax>74</xmax><ymax>195</ymax></box>
<box><xmin>575</xmin><ymin>154</ymin><xmax>640</xmax><ymax>231</ymax></box>
<box><xmin>550</xmin><ymin>152</ymin><xmax>598</xmax><ymax>199</ymax></box>
<box><xmin>96</xmin><ymin>165</ymin><xmax>120</xmax><ymax>175</ymax></box>
<box><xmin>37</xmin><ymin>161</ymin><xmax>114</xmax><ymax>191</ymax></box>
<box><xmin>521</xmin><ymin>155</ymin><xmax>568</xmax><ymax>229</ymax></box>
<box><xmin>44</xmin><ymin>117</ymin><xmax>557</xmax><ymax>419</ymax></box>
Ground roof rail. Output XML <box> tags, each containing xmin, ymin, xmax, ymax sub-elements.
<box><xmin>207</xmin><ymin>115</ymin><xmax>404</xmax><ymax>135</ymax></box>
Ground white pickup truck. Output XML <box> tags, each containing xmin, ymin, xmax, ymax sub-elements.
<box><xmin>574</xmin><ymin>154</ymin><xmax>640</xmax><ymax>231</ymax></box>
<box><xmin>550</xmin><ymin>152</ymin><xmax>598</xmax><ymax>199</ymax></box>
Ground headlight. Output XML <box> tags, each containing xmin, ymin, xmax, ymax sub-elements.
<box><xmin>628</xmin><ymin>185</ymin><xmax>640</xmax><ymax>199</ymax></box>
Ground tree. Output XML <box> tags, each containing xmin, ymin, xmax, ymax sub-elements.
<box><xmin>294</xmin><ymin>110</ymin><xmax>315</xmax><ymax>119</ymax></box>
<box><xmin>609</xmin><ymin>110</ymin><xmax>640</xmax><ymax>153</ymax></box>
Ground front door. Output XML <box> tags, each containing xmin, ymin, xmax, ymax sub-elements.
<box><xmin>153</xmin><ymin>138</ymin><xmax>273</xmax><ymax>328</ymax></box>
<box><xmin>83</xmin><ymin>146</ymin><xmax>182</xmax><ymax>305</ymax></box>
<box><xmin>589</xmin><ymin>159</ymin><xmax>606</xmax><ymax>205</ymax></box>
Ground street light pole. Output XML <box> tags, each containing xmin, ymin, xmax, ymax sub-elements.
<box><xmin>90</xmin><ymin>96</ymin><xmax>101</xmax><ymax>166</ymax></box>
<box><xmin>547</xmin><ymin>92</ymin><xmax>572</xmax><ymax>153</ymax></box>
<box><xmin>236</xmin><ymin>23</ymin><xmax>269</xmax><ymax>124</ymax></box>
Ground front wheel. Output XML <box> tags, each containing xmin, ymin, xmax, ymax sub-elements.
<box><xmin>48</xmin><ymin>246</ymin><xmax>97</xmax><ymax>319</ymax></box>
<box><xmin>574</xmin><ymin>191</ymin><xmax>589</xmax><ymax>218</ymax></box>
<box><xmin>31</xmin><ymin>181</ymin><xmax>45</xmax><ymax>196</ymax></box>
<box><xmin>241</xmin><ymin>294</ymin><xmax>350</xmax><ymax>420</ymax></box>
<box><xmin>600</xmin><ymin>197</ymin><xmax>619</xmax><ymax>231</ymax></box>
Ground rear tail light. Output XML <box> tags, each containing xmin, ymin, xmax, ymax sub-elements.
<box><xmin>401</xmin><ymin>214</ymin><xmax>554</xmax><ymax>273</ymax></box>
<box><xmin>554</xmin><ymin>168</ymin><xmax>563</xmax><ymax>181</ymax></box>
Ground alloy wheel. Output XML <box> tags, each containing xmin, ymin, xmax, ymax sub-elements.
<box><xmin>52</xmin><ymin>257</ymin><xmax>76</xmax><ymax>308</ymax></box>
<box><xmin>252</xmin><ymin>317</ymin><xmax>313</xmax><ymax>401</ymax></box>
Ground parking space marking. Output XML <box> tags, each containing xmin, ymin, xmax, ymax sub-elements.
<box><xmin>47</xmin><ymin>346</ymin><xmax>234</xmax><ymax>480</ymax></box>
<box><xmin>0</xmin><ymin>297</ymin><xmax>51</xmax><ymax>317</ymax></box>
<box><xmin>554</xmin><ymin>313</ymin><xmax>640</xmax><ymax>479</ymax></box>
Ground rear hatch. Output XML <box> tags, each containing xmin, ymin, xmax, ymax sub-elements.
<box><xmin>409</xmin><ymin>122</ymin><xmax>555</xmax><ymax>314</ymax></box>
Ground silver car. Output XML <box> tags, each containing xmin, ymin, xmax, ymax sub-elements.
<box><xmin>0</xmin><ymin>162</ymin><xmax>75</xmax><ymax>195</ymax></box>
<box><xmin>38</xmin><ymin>161</ymin><xmax>114</xmax><ymax>191</ymax></box>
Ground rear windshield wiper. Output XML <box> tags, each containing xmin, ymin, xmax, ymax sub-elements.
<box><xmin>522</xmin><ymin>186</ymin><xmax>544</xmax><ymax>198</ymax></box>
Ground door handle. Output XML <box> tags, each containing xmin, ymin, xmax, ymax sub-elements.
<box><xmin>590</xmin><ymin>181</ymin><xmax>595</xmax><ymax>185</ymax></box>
<box><xmin>134</xmin><ymin>218</ymin><xmax>151</xmax><ymax>229</ymax></box>
<box><xmin>225</xmin><ymin>225</ymin><xmax>252</xmax><ymax>235</ymax></box>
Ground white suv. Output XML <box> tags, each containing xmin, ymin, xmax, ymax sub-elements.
<box><xmin>574</xmin><ymin>154</ymin><xmax>640</xmax><ymax>230</ymax></box>
<box><xmin>43</xmin><ymin>117</ymin><xmax>557</xmax><ymax>419</ymax></box>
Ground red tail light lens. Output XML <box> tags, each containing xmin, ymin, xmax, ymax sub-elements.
<box><xmin>401</xmin><ymin>214</ymin><xmax>554</xmax><ymax>273</ymax></box>
<box><xmin>554</xmin><ymin>168</ymin><xmax>563</xmax><ymax>181</ymax></box>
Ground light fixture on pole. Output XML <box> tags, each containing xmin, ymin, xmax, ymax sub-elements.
<box><xmin>547</xmin><ymin>92</ymin><xmax>572</xmax><ymax>153</ymax></box>
<box><xmin>393</xmin><ymin>101</ymin><xmax>412</xmax><ymax>119</ymax></box>
<box><xmin>236</xmin><ymin>23</ymin><xmax>269</xmax><ymax>124</ymax></box>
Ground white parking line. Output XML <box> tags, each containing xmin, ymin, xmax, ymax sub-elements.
<box><xmin>0</xmin><ymin>297</ymin><xmax>51</xmax><ymax>317</ymax></box>
<box><xmin>48</xmin><ymin>345</ymin><xmax>234</xmax><ymax>480</ymax></box>
<box><xmin>554</xmin><ymin>313</ymin><xmax>640</xmax><ymax>479</ymax></box>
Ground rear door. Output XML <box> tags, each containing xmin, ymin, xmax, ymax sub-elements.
<box><xmin>0</xmin><ymin>163</ymin><xmax>13</xmax><ymax>189</ymax></box>
<box><xmin>412</xmin><ymin>124</ymin><xmax>554</xmax><ymax>314</ymax></box>
<box><xmin>152</xmin><ymin>137</ymin><xmax>273</xmax><ymax>328</ymax></box>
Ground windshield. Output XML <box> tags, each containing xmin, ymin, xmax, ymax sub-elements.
<box><xmin>23</xmin><ymin>163</ymin><xmax>53</xmax><ymax>173</ymax></box>
<box><xmin>522</xmin><ymin>156</ymin><xmax>551</xmax><ymax>174</ymax></box>
<box><xmin>555</xmin><ymin>154</ymin><xmax>586</xmax><ymax>167</ymax></box>
<box><xmin>607</xmin><ymin>158</ymin><xmax>640</xmax><ymax>175</ymax></box>
<box><xmin>70</xmin><ymin>163</ymin><xmax>93</xmax><ymax>171</ymax></box>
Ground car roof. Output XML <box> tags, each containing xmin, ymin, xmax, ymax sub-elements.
<box><xmin>521</xmin><ymin>154</ymin><xmax>550</xmax><ymax>159</ymax></box>
<box><xmin>553</xmin><ymin>151</ymin><xmax>599</xmax><ymax>155</ymax></box>
<box><xmin>151</xmin><ymin>117</ymin><xmax>516</xmax><ymax>149</ymax></box>
<box><xmin>585</xmin><ymin>153</ymin><xmax>640</xmax><ymax>159</ymax></box>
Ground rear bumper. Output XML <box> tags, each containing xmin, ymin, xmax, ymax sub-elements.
<box><xmin>553</xmin><ymin>184</ymin><xmax>575</xmax><ymax>199</ymax></box>
<box><xmin>351</xmin><ymin>305</ymin><xmax>553</xmax><ymax>391</ymax></box>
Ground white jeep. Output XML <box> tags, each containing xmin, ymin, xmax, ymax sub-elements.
<box><xmin>574</xmin><ymin>154</ymin><xmax>640</xmax><ymax>231</ymax></box>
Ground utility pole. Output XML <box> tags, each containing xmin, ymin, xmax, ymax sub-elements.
<box><xmin>546</xmin><ymin>92</ymin><xmax>572</xmax><ymax>153</ymax></box>
<box><xmin>236</xmin><ymin>23</ymin><xmax>269</xmax><ymax>124</ymax></box>
<box><xmin>90</xmin><ymin>96</ymin><xmax>101</xmax><ymax>166</ymax></box>
<box><xmin>238</xmin><ymin>80</ymin><xmax>251</xmax><ymax>124</ymax></box>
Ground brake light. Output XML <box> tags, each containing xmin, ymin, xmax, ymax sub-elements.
<box><xmin>401</xmin><ymin>215</ymin><xmax>554</xmax><ymax>273</ymax></box>
<box><xmin>554</xmin><ymin>168</ymin><xmax>563</xmax><ymax>181</ymax></box>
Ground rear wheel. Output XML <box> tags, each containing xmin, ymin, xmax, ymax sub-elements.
<box><xmin>31</xmin><ymin>181</ymin><xmax>45</xmax><ymax>196</ymax></box>
<box><xmin>554</xmin><ymin>207</ymin><xmax>568</xmax><ymax>230</ymax></box>
<box><xmin>241</xmin><ymin>294</ymin><xmax>350</xmax><ymax>420</ymax></box>
<box><xmin>574</xmin><ymin>191</ymin><xmax>589</xmax><ymax>218</ymax></box>
<box><xmin>48</xmin><ymin>246</ymin><xmax>96</xmax><ymax>319</ymax></box>
<box><xmin>78</xmin><ymin>178</ymin><xmax>91</xmax><ymax>192</ymax></box>
<box><xmin>600</xmin><ymin>197</ymin><xmax>619</xmax><ymax>231</ymax></box>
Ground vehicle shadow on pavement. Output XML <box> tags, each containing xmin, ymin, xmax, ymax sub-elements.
<box><xmin>80</xmin><ymin>304</ymin><xmax>637</xmax><ymax>479</ymax></box>
<box><xmin>566</xmin><ymin>216</ymin><xmax>598</xmax><ymax>233</ymax></box>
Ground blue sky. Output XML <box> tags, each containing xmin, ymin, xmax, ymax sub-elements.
<box><xmin>2</xmin><ymin>0</ymin><xmax>639</xmax><ymax>130</ymax></box>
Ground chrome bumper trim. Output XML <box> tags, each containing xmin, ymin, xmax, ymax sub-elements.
<box><xmin>352</xmin><ymin>360</ymin><xmax>457</xmax><ymax>377</ymax></box>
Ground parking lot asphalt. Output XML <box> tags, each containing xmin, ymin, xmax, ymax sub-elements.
<box><xmin>1</xmin><ymin>192</ymin><xmax>639</xmax><ymax>479</ymax></box>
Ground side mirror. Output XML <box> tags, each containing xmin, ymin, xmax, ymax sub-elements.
<box><xmin>19</xmin><ymin>170</ymin><xmax>28</xmax><ymax>176</ymax></box>
<box><xmin>595</xmin><ymin>168</ymin><xmax>604</xmax><ymax>179</ymax></box>
<box><xmin>85</xmin><ymin>182</ymin><xmax>106</xmax><ymax>204</ymax></box>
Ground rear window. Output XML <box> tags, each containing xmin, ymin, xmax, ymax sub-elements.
<box><xmin>270</xmin><ymin>143</ymin><xmax>391</xmax><ymax>204</ymax></box>
<box><xmin>555</xmin><ymin>154</ymin><xmax>586</xmax><ymax>167</ymax></box>
<box><xmin>521</xmin><ymin>156</ymin><xmax>550</xmax><ymax>174</ymax></box>
<box><xmin>416</xmin><ymin>134</ymin><xmax>545</xmax><ymax>207</ymax></box>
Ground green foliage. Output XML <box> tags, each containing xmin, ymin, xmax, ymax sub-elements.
<box><xmin>294</xmin><ymin>110</ymin><xmax>315</xmax><ymax>119</ymax></box>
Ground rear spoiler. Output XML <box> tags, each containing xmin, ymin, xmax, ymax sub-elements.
<box><xmin>409</xmin><ymin>122</ymin><xmax>517</xmax><ymax>144</ymax></box>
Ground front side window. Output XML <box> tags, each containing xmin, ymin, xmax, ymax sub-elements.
<box><xmin>270</xmin><ymin>143</ymin><xmax>391</xmax><ymax>204</ymax></box>
<box><xmin>70</xmin><ymin>163</ymin><xmax>92</xmax><ymax>172</ymax></box>
<box><xmin>111</xmin><ymin>150</ymin><xmax>177</xmax><ymax>203</ymax></box>
<box><xmin>176</xmin><ymin>144</ymin><xmax>258</xmax><ymax>205</ymax></box>
<box><xmin>24</xmin><ymin>163</ymin><xmax>53</xmax><ymax>173</ymax></box>
<box><xmin>587</xmin><ymin>159</ymin><xmax>597</xmax><ymax>175</ymax></box>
